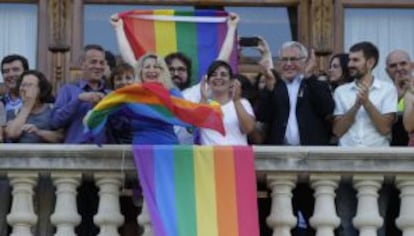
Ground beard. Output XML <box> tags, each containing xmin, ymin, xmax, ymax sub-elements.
<box><xmin>172</xmin><ymin>75</ymin><xmax>188</xmax><ymax>90</ymax></box>
<box><xmin>349</xmin><ymin>67</ymin><xmax>366</xmax><ymax>80</ymax></box>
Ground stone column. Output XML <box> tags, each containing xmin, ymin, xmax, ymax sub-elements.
<box><xmin>93</xmin><ymin>173</ymin><xmax>125</xmax><ymax>236</ymax></box>
<box><xmin>396</xmin><ymin>175</ymin><xmax>414</xmax><ymax>236</ymax></box>
<box><xmin>138</xmin><ymin>200</ymin><xmax>153</xmax><ymax>236</ymax></box>
<box><xmin>266</xmin><ymin>173</ymin><xmax>297</xmax><ymax>236</ymax></box>
<box><xmin>309</xmin><ymin>174</ymin><xmax>340</xmax><ymax>236</ymax></box>
<box><xmin>352</xmin><ymin>175</ymin><xmax>383</xmax><ymax>236</ymax></box>
<box><xmin>50</xmin><ymin>172</ymin><xmax>81</xmax><ymax>236</ymax></box>
<box><xmin>6</xmin><ymin>172</ymin><xmax>38</xmax><ymax>236</ymax></box>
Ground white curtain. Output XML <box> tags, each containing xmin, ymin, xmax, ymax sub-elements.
<box><xmin>0</xmin><ymin>3</ymin><xmax>37</xmax><ymax>83</ymax></box>
<box><xmin>344</xmin><ymin>8</ymin><xmax>414</xmax><ymax>81</ymax></box>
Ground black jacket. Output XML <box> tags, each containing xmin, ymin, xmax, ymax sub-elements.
<box><xmin>258</xmin><ymin>75</ymin><xmax>334</xmax><ymax>145</ymax></box>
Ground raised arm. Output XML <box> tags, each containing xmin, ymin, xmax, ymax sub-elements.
<box><xmin>110</xmin><ymin>14</ymin><xmax>138</xmax><ymax>67</ymax></box>
<box><xmin>217</xmin><ymin>13</ymin><xmax>239</xmax><ymax>62</ymax></box>
<box><xmin>257</xmin><ymin>37</ymin><xmax>277</xmax><ymax>90</ymax></box>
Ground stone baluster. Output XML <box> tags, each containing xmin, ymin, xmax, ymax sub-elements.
<box><xmin>309</xmin><ymin>174</ymin><xmax>340</xmax><ymax>236</ymax></box>
<box><xmin>6</xmin><ymin>172</ymin><xmax>38</xmax><ymax>236</ymax></box>
<box><xmin>396</xmin><ymin>175</ymin><xmax>414</xmax><ymax>236</ymax></box>
<box><xmin>138</xmin><ymin>200</ymin><xmax>153</xmax><ymax>236</ymax></box>
<box><xmin>50</xmin><ymin>173</ymin><xmax>81</xmax><ymax>236</ymax></box>
<box><xmin>266</xmin><ymin>174</ymin><xmax>297</xmax><ymax>236</ymax></box>
<box><xmin>93</xmin><ymin>173</ymin><xmax>125</xmax><ymax>236</ymax></box>
<box><xmin>352</xmin><ymin>175</ymin><xmax>383</xmax><ymax>236</ymax></box>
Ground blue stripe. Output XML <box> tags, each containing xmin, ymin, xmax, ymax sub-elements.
<box><xmin>154</xmin><ymin>146</ymin><xmax>178</xmax><ymax>236</ymax></box>
<box><xmin>196</xmin><ymin>10</ymin><xmax>220</xmax><ymax>81</ymax></box>
<box><xmin>125</xmin><ymin>104</ymin><xmax>191</xmax><ymax>127</ymax></box>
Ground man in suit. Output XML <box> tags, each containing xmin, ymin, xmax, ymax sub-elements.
<box><xmin>257</xmin><ymin>41</ymin><xmax>334</xmax><ymax>236</ymax></box>
<box><xmin>257</xmin><ymin>41</ymin><xmax>334</xmax><ymax>146</ymax></box>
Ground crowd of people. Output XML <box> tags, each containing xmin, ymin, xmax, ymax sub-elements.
<box><xmin>0</xmin><ymin>12</ymin><xmax>413</xmax><ymax>148</ymax></box>
<box><xmin>0</xmin><ymin>11</ymin><xmax>413</xmax><ymax>236</ymax></box>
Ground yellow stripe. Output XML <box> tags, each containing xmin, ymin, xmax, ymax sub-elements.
<box><xmin>194</xmin><ymin>146</ymin><xmax>218</xmax><ymax>236</ymax></box>
<box><xmin>154</xmin><ymin>9</ymin><xmax>177</xmax><ymax>56</ymax></box>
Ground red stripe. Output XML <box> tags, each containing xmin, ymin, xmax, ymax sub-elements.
<box><xmin>234</xmin><ymin>146</ymin><xmax>260</xmax><ymax>236</ymax></box>
<box><xmin>120</xmin><ymin>10</ymin><xmax>156</xmax><ymax>58</ymax></box>
<box><xmin>214</xmin><ymin>146</ymin><xmax>238</xmax><ymax>236</ymax></box>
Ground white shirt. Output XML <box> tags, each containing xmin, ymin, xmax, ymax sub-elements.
<box><xmin>200</xmin><ymin>98</ymin><xmax>254</xmax><ymax>145</ymax></box>
<box><xmin>284</xmin><ymin>76</ymin><xmax>303</xmax><ymax>145</ymax></box>
<box><xmin>334</xmin><ymin>79</ymin><xmax>398</xmax><ymax>147</ymax></box>
<box><xmin>174</xmin><ymin>83</ymin><xmax>201</xmax><ymax>144</ymax></box>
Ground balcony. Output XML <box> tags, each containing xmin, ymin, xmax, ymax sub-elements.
<box><xmin>0</xmin><ymin>144</ymin><xmax>413</xmax><ymax>236</ymax></box>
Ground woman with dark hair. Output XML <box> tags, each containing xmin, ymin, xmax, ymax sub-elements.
<box><xmin>6</xmin><ymin>70</ymin><xmax>63</xmax><ymax>143</ymax></box>
<box><xmin>107</xmin><ymin>63</ymin><xmax>135</xmax><ymax>90</ymax></box>
<box><xmin>328</xmin><ymin>53</ymin><xmax>352</xmax><ymax>90</ymax></box>
<box><xmin>105</xmin><ymin>63</ymin><xmax>136</xmax><ymax>144</ymax></box>
<box><xmin>199</xmin><ymin>60</ymin><xmax>256</xmax><ymax>145</ymax></box>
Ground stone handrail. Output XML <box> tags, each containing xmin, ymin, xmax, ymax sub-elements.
<box><xmin>0</xmin><ymin>144</ymin><xmax>414</xmax><ymax>236</ymax></box>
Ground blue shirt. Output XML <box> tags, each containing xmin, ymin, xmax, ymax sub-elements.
<box><xmin>3</xmin><ymin>93</ymin><xmax>22</xmax><ymax>112</ymax></box>
<box><xmin>51</xmin><ymin>79</ymin><xmax>110</xmax><ymax>144</ymax></box>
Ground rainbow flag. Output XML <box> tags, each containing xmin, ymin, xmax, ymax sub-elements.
<box><xmin>133</xmin><ymin>145</ymin><xmax>259</xmax><ymax>236</ymax></box>
<box><xmin>119</xmin><ymin>9</ymin><xmax>238</xmax><ymax>85</ymax></box>
<box><xmin>84</xmin><ymin>82</ymin><xmax>225</xmax><ymax>136</ymax></box>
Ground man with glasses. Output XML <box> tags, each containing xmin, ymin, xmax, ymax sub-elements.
<box><xmin>257</xmin><ymin>41</ymin><xmax>334</xmax><ymax>236</ymax></box>
<box><xmin>257</xmin><ymin>41</ymin><xmax>334</xmax><ymax>146</ymax></box>
<box><xmin>165</xmin><ymin>52</ymin><xmax>192</xmax><ymax>90</ymax></box>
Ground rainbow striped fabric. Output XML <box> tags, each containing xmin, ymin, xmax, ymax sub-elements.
<box><xmin>84</xmin><ymin>82</ymin><xmax>225</xmax><ymax>136</ymax></box>
<box><xmin>133</xmin><ymin>145</ymin><xmax>259</xmax><ymax>236</ymax></box>
<box><xmin>119</xmin><ymin>9</ymin><xmax>238</xmax><ymax>85</ymax></box>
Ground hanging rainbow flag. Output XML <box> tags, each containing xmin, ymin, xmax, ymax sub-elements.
<box><xmin>84</xmin><ymin>82</ymin><xmax>225</xmax><ymax>136</ymax></box>
<box><xmin>119</xmin><ymin>9</ymin><xmax>238</xmax><ymax>85</ymax></box>
<box><xmin>133</xmin><ymin>145</ymin><xmax>259</xmax><ymax>236</ymax></box>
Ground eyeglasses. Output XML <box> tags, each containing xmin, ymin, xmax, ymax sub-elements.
<box><xmin>169</xmin><ymin>66</ymin><xmax>187</xmax><ymax>73</ymax></box>
<box><xmin>279</xmin><ymin>57</ymin><xmax>305</xmax><ymax>63</ymax></box>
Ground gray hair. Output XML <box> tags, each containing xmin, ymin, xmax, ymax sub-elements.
<box><xmin>278</xmin><ymin>41</ymin><xmax>308</xmax><ymax>59</ymax></box>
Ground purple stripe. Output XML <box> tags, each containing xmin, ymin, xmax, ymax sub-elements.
<box><xmin>133</xmin><ymin>145</ymin><xmax>166</xmax><ymax>236</ymax></box>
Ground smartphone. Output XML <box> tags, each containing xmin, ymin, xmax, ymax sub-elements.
<box><xmin>239</xmin><ymin>37</ymin><xmax>260</xmax><ymax>47</ymax></box>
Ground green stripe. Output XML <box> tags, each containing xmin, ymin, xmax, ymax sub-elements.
<box><xmin>87</xmin><ymin>107</ymin><xmax>119</xmax><ymax>128</ymax></box>
<box><xmin>151</xmin><ymin>104</ymin><xmax>176</xmax><ymax>117</ymax></box>
<box><xmin>174</xmin><ymin>146</ymin><xmax>197</xmax><ymax>236</ymax></box>
<box><xmin>175</xmin><ymin>11</ymin><xmax>199</xmax><ymax>85</ymax></box>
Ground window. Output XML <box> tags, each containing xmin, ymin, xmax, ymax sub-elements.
<box><xmin>0</xmin><ymin>3</ymin><xmax>37</xmax><ymax>81</ymax></box>
<box><xmin>225</xmin><ymin>6</ymin><xmax>294</xmax><ymax>58</ymax></box>
<box><xmin>344</xmin><ymin>8</ymin><xmax>414</xmax><ymax>81</ymax></box>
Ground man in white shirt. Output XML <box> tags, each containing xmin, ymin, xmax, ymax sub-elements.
<box><xmin>333</xmin><ymin>41</ymin><xmax>398</xmax><ymax>236</ymax></box>
<box><xmin>333</xmin><ymin>41</ymin><xmax>397</xmax><ymax>146</ymax></box>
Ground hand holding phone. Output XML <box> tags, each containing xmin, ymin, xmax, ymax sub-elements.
<box><xmin>239</xmin><ymin>37</ymin><xmax>260</xmax><ymax>47</ymax></box>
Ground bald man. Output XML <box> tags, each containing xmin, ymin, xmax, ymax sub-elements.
<box><xmin>386</xmin><ymin>49</ymin><xmax>413</xmax><ymax>145</ymax></box>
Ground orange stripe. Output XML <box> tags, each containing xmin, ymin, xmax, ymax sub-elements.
<box><xmin>129</xmin><ymin>10</ymin><xmax>155</xmax><ymax>52</ymax></box>
<box><xmin>214</xmin><ymin>146</ymin><xmax>239</xmax><ymax>236</ymax></box>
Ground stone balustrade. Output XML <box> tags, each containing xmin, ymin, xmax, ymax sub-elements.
<box><xmin>0</xmin><ymin>144</ymin><xmax>413</xmax><ymax>235</ymax></box>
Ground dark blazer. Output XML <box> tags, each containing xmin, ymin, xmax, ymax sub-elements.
<box><xmin>258</xmin><ymin>75</ymin><xmax>334</xmax><ymax>145</ymax></box>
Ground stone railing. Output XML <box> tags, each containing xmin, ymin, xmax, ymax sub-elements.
<box><xmin>0</xmin><ymin>144</ymin><xmax>414</xmax><ymax>236</ymax></box>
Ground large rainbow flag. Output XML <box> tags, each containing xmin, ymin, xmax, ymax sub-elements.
<box><xmin>119</xmin><ymin>9</ymin><xmax>238</xmax><ymax>85</ymax></box>
<box><xmin>133</xmin><ymin>145</ymin><xmax>259</xmax><ymax>236</ymax></box>
<box><xmin>84</xmin><ymin>82</ymin><xmax>225</xmax><ymax>136</ymax></box>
